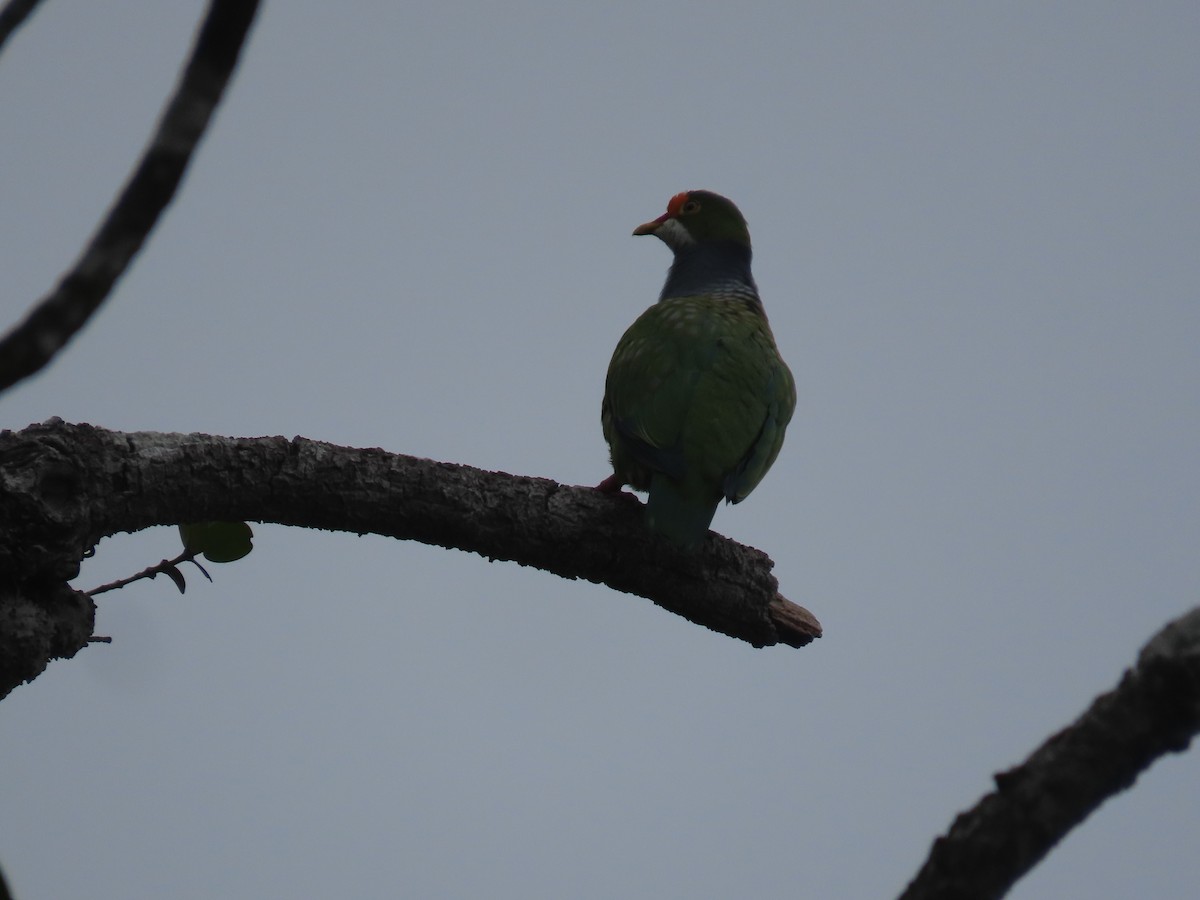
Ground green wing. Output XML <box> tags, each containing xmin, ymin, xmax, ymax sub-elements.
<box><xmin>603</xmin><ymin>296</ymin><xmax>795</xmax><ymax>523</ymax></box>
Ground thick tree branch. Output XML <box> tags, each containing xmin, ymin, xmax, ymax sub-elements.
<box><xmin>0</xmin><ymin>419</ymin><xmax>820</xmax><ymax>697</ymax></box>
<box><xmin>0</xmin><ymin>0</ymin><xmax>260</xmax><ymax>394</ymax></box>
<box><xmin>898</xmin><ymin>607</ymin><xmax>1200</xmax><ymax>900</ymax></box>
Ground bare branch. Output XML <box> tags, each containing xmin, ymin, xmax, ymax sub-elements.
<box><xmin>898</xmin><ymin>607</ymin><xmax>1200</xmax><ymax>900</ymax></box>
<box><xmin>0</xmin><ymin>0</ymin><xmax>43</xmax><ymax>53</ymax></box>
<box><xmin>87</xmin><ymin>548</ymin><xmax>206</xmax><ymax>596</ymax></box>
<box><xmin>0</xmin><ymin>420</ymin><xmax>820</xmax><ymax>696</ymax></box>
<box><xmin>0</xmin><ymin>0</ymin><xmax>260</xmax><ymax>394</ymax></box>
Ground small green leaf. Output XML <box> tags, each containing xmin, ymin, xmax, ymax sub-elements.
<box><xmin>178</xmin><ymin>521</ymin><xmax>254</xmax><ymax>563</ymax></box>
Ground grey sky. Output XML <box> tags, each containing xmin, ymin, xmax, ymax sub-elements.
<box><xmin>2</xmin><ymin>2</ymin><xmax>1198</xmax><ymax>898</ymax></box>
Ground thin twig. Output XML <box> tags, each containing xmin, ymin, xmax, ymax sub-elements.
<box><xmin>0</xmin><ymin>0</ymin><xmax>43</xmax><ymax>54</ymax></box>
<box><xmin>0</xmin><ymin>0</ymin><xmax>261</xmax><ymax>393</ymax></box>
<box><xmin>88</xmin><ymin>549</ymin><xmax>208</xmax><ymax>596</ymax></box>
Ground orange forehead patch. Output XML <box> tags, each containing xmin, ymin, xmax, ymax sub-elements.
<box><xmin>665</xmin><ymin>192</ymin><xmax>690</xmax><ymax>216</ymax></box>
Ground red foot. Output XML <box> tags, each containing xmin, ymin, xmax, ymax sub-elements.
<box><xmin>595</xmin><ymin>474</ymin><xmax>625</xmax><ymax>493</ymax></box>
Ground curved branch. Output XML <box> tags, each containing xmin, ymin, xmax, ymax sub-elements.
<box><xmin>0</xmin><ymin>0</ymin><xmax>43</xmax><ymax>54</ymax></box>
<box><xmin>898</xmin><ymin>607</ymin><xmax>1200</xmax><ymax>900</ymax></box>
<box><xmin>0</xmin><ymin>0</ymin><xmax>260</xmax><ymax>394</ymax></box>
<box><xmin>0</xmin><ymin>420</ymin><xmax>820</xmax><ymax>696</ymax></box>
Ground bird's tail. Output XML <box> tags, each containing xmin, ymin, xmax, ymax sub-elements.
<box><xmin>645</xmin><ymin>474</ymin><xmax>719</xmax><ymax>550</ymax></box>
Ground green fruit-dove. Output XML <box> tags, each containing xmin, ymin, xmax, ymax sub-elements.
<box><xmin>601</xmin><ymin>190</ymin><xmax>796</xmax><ymax>548</ymax></box>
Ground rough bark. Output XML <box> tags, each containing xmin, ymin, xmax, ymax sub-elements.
<box><xmin>898</xmin><ymin>607</ymin><xmax>1200</xmax><ymax>900</ymax></box>
<box><xmin>0</xmin><ymin>419</ymin><xmax>821</xmax><ymax>698</ymax></box>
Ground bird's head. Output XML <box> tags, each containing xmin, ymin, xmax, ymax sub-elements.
<box><xmin>632</xmin><ymin>190</ymin><xmax>751</xmax><ymax>251</ymax></box>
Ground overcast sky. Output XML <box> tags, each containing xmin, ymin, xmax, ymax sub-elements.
<box><xmin>2</xmin><ymin>2</ymin><xmax>1198</xmax><ymax>898</ymax></box>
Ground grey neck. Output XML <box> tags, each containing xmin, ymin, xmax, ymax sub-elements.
<box><xmin>659</xmin><ymin>240</ymin><xmax>758</xmax><ymax>303</ymax></box>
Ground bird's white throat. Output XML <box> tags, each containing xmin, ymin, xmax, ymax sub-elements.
<box><xmin>654</xmin><ymin>218</ymin><xmax>696</xmax><ymax>250</ymax></box>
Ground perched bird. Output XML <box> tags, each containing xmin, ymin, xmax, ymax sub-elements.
<box><xmin>601</xmin><ymin>190</ymin><xmax>796</xmax><ymax>548</ymax></box>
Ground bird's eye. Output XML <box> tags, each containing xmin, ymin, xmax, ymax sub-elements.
<box><xmin>680</xmin><ymin>199</ymin><xmax>701</xmax><ymax>214</ymax></box>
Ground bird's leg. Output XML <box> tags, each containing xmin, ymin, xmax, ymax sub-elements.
<box><xmin>595</xmin><ymin>473</ymin><xmax>625</xmax><ymax>493</ymax></box>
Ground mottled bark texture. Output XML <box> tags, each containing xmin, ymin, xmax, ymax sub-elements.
<box><xmin>899</xmin><ymin>607</ymin><xmax>1200</xmax><ymax>900</ymax></box>
<box><xmin>0</xmin><ymin>419</ymin><xmax>821</xmax><ymax>697</ymax></box>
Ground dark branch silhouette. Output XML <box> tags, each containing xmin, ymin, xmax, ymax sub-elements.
<box><xmin>0</xmin><ymin>419</ymin><xmax>820</xmax><ymax>698</ymax></box>
<box><xmin>0</xmin><ymin>0</ymin><xmax>260</xmax><ymax>394</ymax></box>
<box><xmin>1</xmin><ymin>2</ymin><xmax>1194</xmax><ymax>897</ymax></box>
<box><xmin>0</xmin><ymin>0</ymin><xmax>43</xmax><ymax>53</ymax></box>
<box><xmin>898</xmin><ymin>607</ymin><xmax>1200</xmax><ymax>900</ymax></box>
